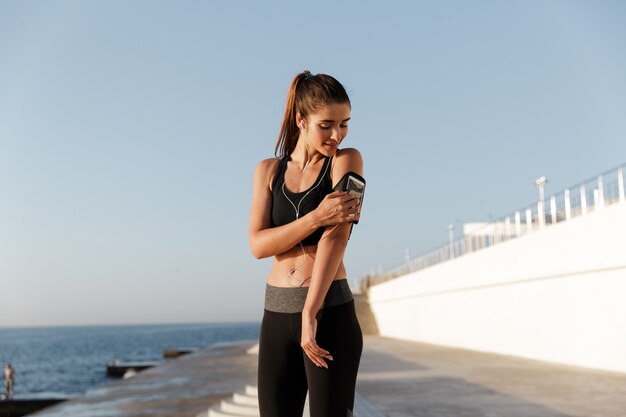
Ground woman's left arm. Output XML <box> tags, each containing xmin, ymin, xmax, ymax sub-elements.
<box><xmin>301</xmin><ymin>148</ymin><xmax>363</xmax><ymax>368</ymax></box>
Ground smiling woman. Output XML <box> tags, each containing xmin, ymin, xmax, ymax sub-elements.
<box><xmin>249</xmin><ymin>70</ymin><xmax>365</xmax><ymax>417</ymax></box>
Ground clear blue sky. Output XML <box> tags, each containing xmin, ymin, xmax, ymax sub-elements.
<box><xmin>1</xmin><ymin>0</ymin><xmax>625</xmax><ymax>327</ymax></box>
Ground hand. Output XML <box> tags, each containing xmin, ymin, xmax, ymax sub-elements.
<box><xmin>301</xmin><ymin>313</ymin><xmax>333</xmax><ymax>368</ymax></box>
<box><xmin>314</xmin><ymin>191</ymin><xmax>360</xmax><ymax>227</ymax></box>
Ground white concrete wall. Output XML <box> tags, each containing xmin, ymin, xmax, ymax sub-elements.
<box><xmin>368</xmin><ymin>202</ymin><xmax>626</xmax><ymax>374</ymax></box>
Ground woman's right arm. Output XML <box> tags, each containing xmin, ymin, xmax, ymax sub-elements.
<box><xmin>249</xmin><ymin>158</ymin><xmax>359</xmax><ymax>259</ymax></box>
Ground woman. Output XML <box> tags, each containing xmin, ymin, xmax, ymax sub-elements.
<box><xmin>249</xmin><ymin>70</ymin><xmax>364</xmax><ymax>417</ymax></box>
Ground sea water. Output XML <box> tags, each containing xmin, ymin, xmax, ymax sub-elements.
<box><xmin>0</xmin><ymin>322</ymin><xmax>260</xmax><ymax>399</ymax></box>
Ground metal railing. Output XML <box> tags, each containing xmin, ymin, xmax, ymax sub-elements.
<box><xmin>360</xmin><ymin>163</ymin><xmax>626</xmax><ymax>291</ymax></box>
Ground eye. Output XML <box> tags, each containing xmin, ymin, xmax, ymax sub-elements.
<box><xmin>320</xmin><ymin>124</ymin><xmax>331</xmax><ymax>129</ymax></box>
<box><xmin>340</xmin><ymin>124</ymin><xmax>348</xmax><ymax>128</ymax></box>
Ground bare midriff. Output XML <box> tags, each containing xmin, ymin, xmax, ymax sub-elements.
<box><xmin>266</xmin><ymin>244</ymin><xmax>347</xmax><ymax>288</ymax></box>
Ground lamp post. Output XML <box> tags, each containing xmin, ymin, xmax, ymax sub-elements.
<box><xmin>535</xmin><ymin>176</ymin><xmax>547</xmax><ymax>228</ymax></box>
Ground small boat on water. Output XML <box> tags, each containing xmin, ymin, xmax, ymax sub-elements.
<box><xmin>106</xmin><ymin>360</ymin><xmax>159</xmax><ymax>377</ymax></box>
<box><xmin>163</xmin><ymin>347</ymin><xmax>198</xmax><ymax>358</ymax></box>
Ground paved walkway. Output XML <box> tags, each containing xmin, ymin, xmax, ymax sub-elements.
<box><xmin>30</xmin><ymin>336</ymin><xmax>626</xmax><ymax>417</ymax></box>
<box><xmin>357</xmin><ymin>335</ymin><xmax>626</xmax><ymax>417</ymax></box>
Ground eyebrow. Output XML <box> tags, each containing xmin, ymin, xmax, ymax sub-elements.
<box><xmin>319</xmin><ymin>117</ymin><xmax>351</xmax><ymax>123</ymax></box>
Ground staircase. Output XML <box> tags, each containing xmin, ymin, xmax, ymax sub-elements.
<box><xmin>196</xmin><ymin>385</ymin><xmax>259</xmax><ymax>417</ymax></box>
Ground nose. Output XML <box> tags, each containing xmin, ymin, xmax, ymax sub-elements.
<box><xmin>330</xmin><ymin>126</ymin><xmax>342</xmax><ymax>142</ymax></box>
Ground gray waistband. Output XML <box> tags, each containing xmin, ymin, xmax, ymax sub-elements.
<box><xmin>264</xmin><ymin>279</ymin><xmax>353</xmax><ymax>313</ymax></box>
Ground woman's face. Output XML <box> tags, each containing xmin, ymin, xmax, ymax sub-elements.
<box><xmin>301</xmin><ymin>102</ymin><xmax>351</xmax><ymax>157</ymax></box>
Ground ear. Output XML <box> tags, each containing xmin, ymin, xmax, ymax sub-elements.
<box><xmin>296</xmin><ymin>112</ymin><xmax>306</xmax><ymax>130</ymax></box>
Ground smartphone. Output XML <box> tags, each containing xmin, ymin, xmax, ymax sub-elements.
<box><xmin>333</xmin><ymin>172</ymin><xmax>365</xmax><ymax>224</ymax></box>
<box><xmin>346</xmin><ymin>174</ymin><xmax>365</xmax><ymax>201</ymax></box>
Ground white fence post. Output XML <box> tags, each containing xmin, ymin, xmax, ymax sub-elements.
<box><xmin>447</xmin><ymin>224</ymin><xmax>455</xmax><ymax>259</ymax></box>
<box><xmin>565</xmin><ymin>189</ymin><xmax>571</xmax><ymax>220</ymax></box>
<box><xmin>526</xmin><ymin>208</ymin><xmax>532</xmax><ymax>233</ymax></box>
<box><xmin>619</xmin><ymin>167</ymin><xmax>625</xmax><ymax>203</ymax></box>
<box><xmin>494</xmin><ymin>222</ymin><xmax>501</xmax><ymax>244</ymax></box>
<box><xmin>515</xmin><ymin>211</ymin><xmax>521</xmax><ymax>236</ymax></box>
<box><xmin>597</xmin><ymin>175</ymin><xmax>605</xmax><ymax>209</ymax></box>
<box><xmin>550</xmin><ymin>195</ymin><xmax>557</xmax><ymax>224</ymax></box>
<box><xmin>581</xmin><ymin>185</ymin><xmax>587</xmax><ymax>215</ymax></box>
<box><xmin>505</xmin><ymin>216</ymin><xmax>511</xmax><ymax>239</ymax></box>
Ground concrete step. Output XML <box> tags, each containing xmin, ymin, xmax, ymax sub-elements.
<box><xmin>244</xmin><ymin>385</ymin><xmax>258</xmax><ymax>397</ymax></box>
<box><xmin>201</xmin><ymin>385</ymin><xmax>260</xmax><ymax>417</ymax></box>
<box><xmin>232</xmin><ymin>392</ymin><xmax>258</xmax><ymax>406</ymax></box>
<box><xmin>220</xmin><ymin>399</ymin><xmax>259</xmax><ymax>416</ymax></box>
<box><xmin>246</xmin><ymin>343</ymin><xmax>259</xmax><ymax>355</ymax></box>
<box><xmin>208</xmin><ymin>405</ymin><xmax>251</xmax><ymax>417</ymax></box>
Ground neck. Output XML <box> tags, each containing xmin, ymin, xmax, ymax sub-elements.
<box><xmin>291</xmin><ymin>135</ymin><xmax>324</xmax><ymax>171</ymax></box>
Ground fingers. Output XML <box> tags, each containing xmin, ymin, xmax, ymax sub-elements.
<box><xmin>302</xmin><ymin>341</ymin><xmax>333</xmax><ymax>368</ymax></box>
<box><xmin>342</xmin><ymin>198</ymin><xmax>361</xmax><ymax>221</ymax></box>
<box><xmin>338</xmin><ymin>192</ymin><xmax>358</xmax><ymax>204</ymax></box>
<box><xmin>337</xmin><ymin>195</ymin><xmax>360</xmax><ymax>211</ymax></box>
<box><xmin>321</xmin><ymin>192</ymin><xmax>361</xmax><ymax>226</ymax></box>
<box><xmin>326</xmin><ymin>190</ymin><xmax>347</xmax><ymax>199</ymax></box>
<box><xmin>327</xmin><ymin>191</ymin><xmax>360</xmax><ymax>205</ymax></box>
<box><xmin>332</xmin><ymin>199</ymin><xmax>360</xmax><ymax>224</ymax></box>
<box><xmin>325</xmin><ymin>190</ymin><xmax>359</xmax><ymax>206</ymax></box>
<box><xmin>303</xmin><ymin>341</ymin><xmax>331</xmax><ymax>360</ymax></box>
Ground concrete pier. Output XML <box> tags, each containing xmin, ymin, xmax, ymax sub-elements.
<box><xmin>0</xmin><ymin>399</ymin><xmax>67</xmax><ymax>417</ymax></box>
<box><xmin>29</xmin><ymin>336</ymin><xmax>626</xmax><ymax>417</ymax></box>
<box><xmin>29</xmin><ymin>340</ymin><xmax>258</xmax><ymax>417</ymax></box>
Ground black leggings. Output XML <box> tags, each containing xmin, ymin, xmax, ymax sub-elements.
<box><xmin>258</xmin><ymin>300</ymin><xmax>363</xmax><ymax>417</ymax></box>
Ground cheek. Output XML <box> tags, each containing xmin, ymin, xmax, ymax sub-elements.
<box><xmin>313</xmin><ymin>128</ymin><xmax>331</xmax><ymax>139</ymax></box>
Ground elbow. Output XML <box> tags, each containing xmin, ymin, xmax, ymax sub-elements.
<box><xmin>249</xmin><ymin>239</ymin><xmax>269</xmax><ymax>259</ymax></box>
<box><xmin>250</xmin><ymin>244</ymin><xmax>264</xmax><ymax>259</ymax></box>
<box><xmin>251</xmin><ymin>248</ymin><xmax>267</xmax><ymax>260</ymax></box>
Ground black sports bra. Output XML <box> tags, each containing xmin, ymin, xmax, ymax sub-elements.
<box><xmin>271</xmin><ymin>155</ymin><xmax>333</xmax><ymax>246</ymax></box>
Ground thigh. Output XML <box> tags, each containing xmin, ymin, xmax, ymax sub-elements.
<box><xmin>304</xmin><ymin>301</ymin><xmax>363</xmax><ymax>417</ymax></box>
<box><xmin>258</xmin><ymin>310</ymin><xmax>308</xmax><ymax>417</ymax></box>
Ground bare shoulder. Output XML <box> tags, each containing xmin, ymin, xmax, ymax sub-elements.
<box><xmin>333</xmin><ymin>147</ymin><xmax>363</xmax><ymax>175</ymax></box>
<box><xmin>254</xmin><ymin>157</ymin><xmax>281</xmax><ymax>190</ymax></box>
<box><xmin>335</xmin><ymin>147</ymin><xmax>362</xmax><ymax>161</ymax></box>
<box><xmin>255</xmin><ymin>157</ymin><xmax>281</xmax><ymax>173</ymax></box>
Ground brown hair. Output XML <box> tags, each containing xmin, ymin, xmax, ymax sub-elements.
<box><xmin>275</xmin><ymin>70</ymin><xmax>351</xmax><ymax>157</ymax></box>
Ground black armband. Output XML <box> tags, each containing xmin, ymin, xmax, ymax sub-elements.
<box><xmin>332</xmin><ymin>172</ymin><xmax>365</xmax><ymax>225</ymax></box>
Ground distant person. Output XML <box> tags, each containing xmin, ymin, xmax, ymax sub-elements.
<box><xmin>4</xmin><ymin>363</ymin><xmax>15</xmax><ymax>400</ymax></box>
<box><xmin>249</xmin><ymin>70</ymin><xmax>365</xmax><ymax>417</ymax></box>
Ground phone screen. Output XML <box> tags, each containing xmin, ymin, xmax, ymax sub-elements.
<box><xmin>346</xmin><ymin>175</ymin><xmax>365</xmax><ymax>202</ymax></box>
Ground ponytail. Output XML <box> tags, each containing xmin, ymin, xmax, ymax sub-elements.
<box><xmin>275</xmin><ymin>70</ymin><xmax>350</xmax><ymax>157</ymax></box>
<box><xmin>275</xmin><ymin>71</ymin><xmax>311</xmax><ymax>157</ymax></box>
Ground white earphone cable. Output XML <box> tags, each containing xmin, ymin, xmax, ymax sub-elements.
<box><xmin>281</xmin><ymin>154</ymin><xmax>332</xmax><ymax>287</ymax></box>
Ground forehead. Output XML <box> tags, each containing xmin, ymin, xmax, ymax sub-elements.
<box><xmin>309</xmin><ymin>102</ymin><xmax>351</xmax><ymax>120</ymax></box>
